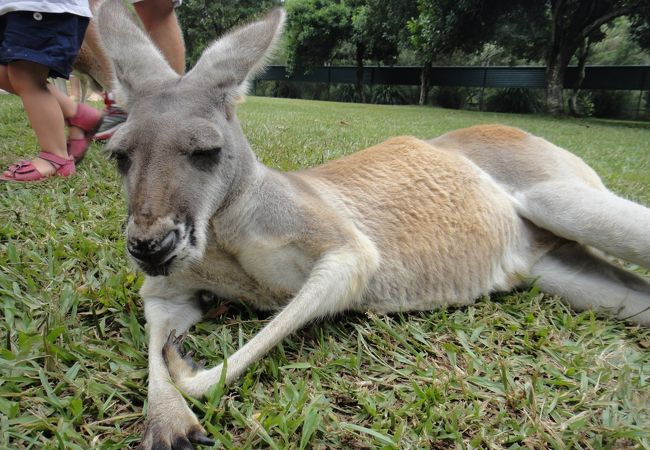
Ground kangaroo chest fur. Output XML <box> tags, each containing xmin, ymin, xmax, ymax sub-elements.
<box><xmin>185</xmin><ymin>238</ymin><xmax>311</xmax><ymax>311</ymax></box>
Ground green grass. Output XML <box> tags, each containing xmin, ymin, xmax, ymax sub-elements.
<box><xmin>1</xmin><ymin>95</ymin><xmax>649</xmax><ymax>449</ymax></box>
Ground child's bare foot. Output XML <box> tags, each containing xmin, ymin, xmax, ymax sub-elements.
<box><xmin>27</xmin><ymin>155</ymin><xmax>64</xmax><ymax>176</ymax></box>
<box><xmin>69</xmin><ymin>125</ymin><xmax>85</xmax><ymax>140</ymax></box>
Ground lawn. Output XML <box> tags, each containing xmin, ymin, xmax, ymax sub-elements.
<box><xmin>1</xmin><ymin>95</ymin><xmax>649</xmax><ymax>449</ymax></box>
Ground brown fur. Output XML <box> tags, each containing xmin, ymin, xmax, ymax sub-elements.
<box><xmin>431</xmin><ymin>125</ymin><xmax>605</xmax><ymax>190</ymax></box>
<box><xmin>302</xmin><ymin>136</ymin><xmax>532</xmax><ymax>311</ymax></box>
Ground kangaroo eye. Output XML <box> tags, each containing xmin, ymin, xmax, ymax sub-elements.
<box><xmin>109</xmin><ymin>151</ymin><xmax>131</xmax><ymax>174</ymax></box>
<box><xmin>189</xmin><ymin>147</ymin><xmax>222</xmax><ymax>170</ymax></box>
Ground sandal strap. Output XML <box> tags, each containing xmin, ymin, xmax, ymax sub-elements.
<box><xmin>6</xmin><ymin>161</ymin><xmax>30</xmax><ymax>175</ymax></box>
<box><xmin>38</xmin><ymin>151</ymin><xmax>73</xmax><ymax>169</ymax></box>
<box><xmin>8</xmin><ymin>160</ymin><xmax>29</xmax><ymax>171</ymax></box>
<box><xmin>13</xmin><ymin>161</ymin><xmax>38</xmax><ymax>175</ymax></box>
<box><xmin>2</xmin><ymin>152</ymin><xmax>75</xmax><ymax>181</ymax></box>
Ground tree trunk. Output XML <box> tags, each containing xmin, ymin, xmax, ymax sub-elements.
<box><xmin>546</xmin><ymin>52</ymin><xmax>568</xmax><ymax>116</ymax></box>
<box><xmin>419</xmin><ymin>61</ymin><xmax>432</xmax><ymax>105</ymax></box>
<box><xmin>546</xmin><ymin>1</ymin><xmax>568</xmax><ymax>117</ymax></box>
<box><xmin>569</xmin><ymin>37</ymin><xmax>590</xmax><ymax>117</ymax></box>
<box><xmin>355</xmin><ymin>44</ymin><xmax>365</xmax><ymax>103</ymax></box>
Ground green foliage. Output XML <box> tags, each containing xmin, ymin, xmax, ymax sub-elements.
<box><xmin>407</xmin><ymin>0</ymin><xmax>512</xmax><ymax>63</ymax></box>
<box><xmin>284</xmin><ymin>0</ymin><xmax>416</xmax><ymax>102</ymax></box>
<box><xmin>253</xmin><ymin>81</ymin><xmax>416</xmax><ymax>105</ymax></box>
<box><xmin>486</xmin><ymin>88</ymin><xmax>543</xmax><ymax>114</ymax></box>
<box><xmin>495</xmin><ymin>0</ymin><xmax>650</xmax><ymax>114</ymax></box>
<box><xmin>631</xmin><ymin>12</ymin><xmax>650</xmax><ymax>50</ymax></box>
<box><xmin>1</xmin><ymin>94</ymin><xmax>650</xmax><ymax>449</ymax></box>
<box><xmin>283</xmin><ymin>0</ymin><xmax>352</xmax><ymax>72</ymax></box>
<box><xmin>177</xmin><ymin>0</ymin><xmax>279</xmax><ymax>67</ymax></box>
<box><xmin>254</xmin><ymin>80</ymin><xmax>304</xmax><ymax>99</ymax></box>
<box><xmin>177</xmin><ymin>0</ymin><xmax>650</xmax><ymax>117</ymax></box>
<box><xmin>589</xmin><ymin>17</ymin><xmax>650</xmax><ymax>65</ymax></box>
<box><xmin>434</xmin><ymin>86</ymin><xmax>466</xmax><ymax>109</ymax></box>
<box><xmin>407</xmin><ymin>0</ymin><xmax>649</xmax><ymax>114</ymax></box>
<box><xmin>506</xmin><ymin>0</ymin><xmax>650</xmax><ymax>64</ymax></box>
<box><xmin>349</xmin><ymin>0</ymin><xmax>416</xmax><ymax>65</ymax></box>
<box><xmin>369</xmin><ymin>85</ymin><xmax>409</xmax><ymax>105</ymax></box>
<box><xmin>571</xmin><ymin>91</ymin><xmax>596</xmax><ymax>117</ymax></box>
<box><xmin>283</xmin><ymin>0</ymin><xmax>414</xmax><ymax>73</ymax></box>
<box><xmin>591</xmin><ymin>90</ymin><xmax>640</xmax><ymax>119</ymax></box>
<box><xmin>328</xmin><ymin>83</ymin><xmax>359</xmax><ymax>103</ymax></box>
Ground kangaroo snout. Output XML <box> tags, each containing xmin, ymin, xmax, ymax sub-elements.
<box><xmin>125</xmin><ymin>211</ymin><xmax>203</xmax><ymax>275</ymax></box>
<box><xmin>127</xmin><ymin>230</ymin><xmax>178</xmax><ymax>274</ymax></box>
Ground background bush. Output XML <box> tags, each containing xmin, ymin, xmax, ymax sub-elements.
<box><xmin>486</xmin><ymin>88</ymin><xmax>544</xmax><ymax>114</ymax></box>
<box><xmin>591</xmin><ymin>90</ymin><xmax>642</xmax><ymax>119</ymax></box>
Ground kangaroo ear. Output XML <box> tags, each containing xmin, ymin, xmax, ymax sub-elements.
<box><xmin>186</xmin><ymin>8</ymin><xmax>285</xmax><ymax>95</ymax></box>
<box><xmin>96</xmin><ymin>0</ymin><xmax>178</xmax><ymax>101</ymax></box>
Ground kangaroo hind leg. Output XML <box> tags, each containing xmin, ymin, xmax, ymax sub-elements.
<box><xmin>515</xmin><ymin>181</ymin><xmax>650</xmax><ymax>269</ymax></box>
<box><xmin>531</xmin><ymin>241</ymin><xmax>650</xmax><ymax>326</ymax></box>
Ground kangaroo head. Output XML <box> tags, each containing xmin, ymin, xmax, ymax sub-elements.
<box><xmin>97</xmin><ymin>1</ymin><xmax>284</xmax><ymax>276</ymax></box>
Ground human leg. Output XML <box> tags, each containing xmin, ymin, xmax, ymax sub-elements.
<box><xmin>70</xmin><ymin>75</ymin><xmax>81</xmax><ymax>101</ymax></box>
<box><xmin>1</xmin><ymin>11</ymin><xmax>100</xmax><ymax>178</ymax></box>
<box><xmin>0</xmin><ymin>64</ymin><xmax>15</xmax><ymax>93</ymax></box>
<box><xmin>47</xmin><ymin>84</ymin><xmax>102</xmax><ymax>163</ymax></box>
<box><xmin>48</xmin><ymin>84</ymin><xmax>88</xmax><ymax>138</ymax></box>
<box><xmin>134</xmin><ymin>0</ymin><xmax>186</xmax><ymax>74</ymax></box>
<box><xmin>7</xmin><ymin>61</ymin><xmax>69</xmax><ymax>176</ymax></box>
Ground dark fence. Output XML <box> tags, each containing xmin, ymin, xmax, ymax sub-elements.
<box><xmin>256</xmin><ymin>65</ymin><xmax>650</xmax><ymax>91</ymax></box>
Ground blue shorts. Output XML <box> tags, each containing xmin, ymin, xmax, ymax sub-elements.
<box><xmin>0</xmin><ymin>11</ymin><xmax>89</xmax><ymax>79</ymax></box>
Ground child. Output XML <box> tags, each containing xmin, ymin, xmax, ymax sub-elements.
<box><xmin>0</xmin><ymin>2</ymin><xmax>102</xmax><ymax>182</ymax></box>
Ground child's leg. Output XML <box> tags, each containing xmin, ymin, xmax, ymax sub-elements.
<box><xmin>70</xmin><ymin>75</ymin><xmax>80</xmax><ymax>101</ymax></box>
<box><xmin>0</xmin><ymin>65</ymin><xmax>15</xmax><ymax>93</ymax></box>
<box><xmin>47</xmin><ymin>83</ymin><xmax>85</xmax><ymax>140</ymax></box>
<box><xmin>2</xmin><ymin>64</ymin><xmax>92</xmax><ymax>146</ymax></box>
<box><xmin>134</xmin><ymin>0</ymin><xmax>186</xmax><ymax>74</ymax></box>
<box><xmin>7</xmin><ymin>60</ymin><xmax>70</xmax><ymax>176</ymax></box>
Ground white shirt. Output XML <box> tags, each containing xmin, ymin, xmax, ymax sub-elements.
<box><xmin>0</xmin><ymin>1</ymin><xmax>92</xmax><ymax>18</ymax></box>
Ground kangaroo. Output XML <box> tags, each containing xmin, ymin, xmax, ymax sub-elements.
<box><xmin>95</xmin><ymin>2</ymin><xmax>650</xmax><ymax>448</ymax></box>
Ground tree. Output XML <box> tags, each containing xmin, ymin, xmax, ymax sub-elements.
<box><xmin>498</xmin><ymin>0</ymin><xmax>650</xmax><ymax>115</ymax></box>
<box><xmin>177</xmin><ymin>0</ymin><xmax>279</xmax><ymax>67</ymax></box>
<box><xmin>284</xmin><ymin>0</ymin><xmax>351</xmax><ymax>72</ymax></box>
<box><xmin>593</xmin><ymin>17</ymin><xmax>650</xmax><ymax>65</ymax></box>
<box><xmin>284</xmin><ymin>0</ymin><xmax>415</xmax><ymax>102</ymax></box>
<box><xmin>630</xmin><ymin>10</ymin><xmax>650</xmax><ymax>51</ymax></box>
<box><xmin>408</xmin><ymin>0</ymin><xmax>650</xmax><ymax>114</ymax></box>
<box><xmin>407</xmin><ymin>0</ymin><xmax>510</xmax><ymax>105</ymax></box>
<box><xmin>567</xmin><ymin>34</ymin><xmax>593</xmax><ymax>116</ymax></box>
<box><xmin>576</xmin><ymin>17</ymin><xmax>650</xmax><ymax>118</ymax></box>
<box><xmin>347</xmin><ymin>0</ymin><xmax>417</xmax><ymax>101</ymax></box>
<box><xmin>544</xmin><ymin>0</ymin><xmax>650</xmax><ymax>115</ymax></box>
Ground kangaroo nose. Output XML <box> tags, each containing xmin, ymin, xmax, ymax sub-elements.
<box><xmin>127</xmin><ymin>230</ymin><xmax>177</xmax><ymax>267</ymax></box>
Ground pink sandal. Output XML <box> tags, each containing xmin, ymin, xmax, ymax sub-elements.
<box><xmin>66</xmin><ymin>103</ymin><xmax>103</xmax><ymax>164</ymax></box>
<box><xmin>1</xmin><ymin>151</ymin><xmax>75</xmax><ymax>182</ymax></box>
